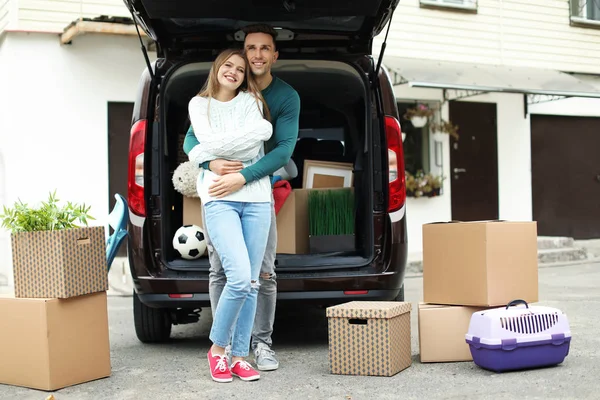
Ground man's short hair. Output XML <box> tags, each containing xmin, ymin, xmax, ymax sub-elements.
<box><xmin>242</xmin><ymin>24</ymin><xmax>278</xmax><ymax>48</ymax></box>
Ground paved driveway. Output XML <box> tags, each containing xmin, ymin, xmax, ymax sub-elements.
<box><xmin>2</xmin><ymin>263</ymin><xmax>599</xmax><ymax>400</ymax></box>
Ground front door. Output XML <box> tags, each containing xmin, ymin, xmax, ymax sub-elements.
<box><xmin>531</xmin><ymin>115</ymin><xmax>600</xmax><ymax>239</ymax></box>
<box><xmin>108</xmin><ymin>102</ymin><xmax>134</xmax><ymax>257</ymax></box>
<box><xmin>449</xmin><ymin>101</ymin><xmax>499</xmax><ymax>221</ymax></box>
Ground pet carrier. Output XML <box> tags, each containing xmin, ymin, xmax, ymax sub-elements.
<box><xmin>465</xmin><ymin>299</ymin><xmax>571</xmax><ymax>372</ymax></box>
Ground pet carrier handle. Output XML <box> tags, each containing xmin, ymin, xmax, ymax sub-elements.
<box><xmin>506</xmin><ymin>299</ymin><xmax>529</xmax><ymax>309</ymax></box>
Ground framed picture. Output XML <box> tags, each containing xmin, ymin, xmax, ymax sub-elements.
<box><xmin>303</xmin><ymin>160</ymin><xmax>354</xmax><ymax>189</ymax></box>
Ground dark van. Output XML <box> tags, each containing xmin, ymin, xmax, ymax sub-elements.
<box><xmin>123</xmin><ymin>0</ymin><xmax>408</xmax><ymax>342</ymax></box>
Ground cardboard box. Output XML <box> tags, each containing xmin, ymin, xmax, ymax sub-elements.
<box><xmin>183</xmin><ymin>196</ymin><xmax>205</xmax><ymax>230</ymax></box>
<box><xmin>423</xmin><ymin>220</ymin><xmax>538</xmax><ymax>306</ymax></box>
<box><xmin>276</xmin><ymin>189</ymin><xmax>311</xmax><ymax>254</ymax></box>
<box><xmin>11</xmin><ymin>226</ymin><xmax>108</xmax><ymax>298</ymax></box>
<box><xmin>418</xmin><ymin>302</ymin><xmax>494</xmax><ymax>363</ymax></box>
<box><xmin>326</xmin><ymin>301</ymin><xmax>412</xmax><ymax>376</ymax></box>
<box><xmin>0</xmin><ymin>292</ymin><xmax>111</xmax><ymax>391</ymax></box>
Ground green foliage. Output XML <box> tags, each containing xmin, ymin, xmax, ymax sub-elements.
<box><xmin>308</xmin><ymin>189</ymin><xmax>354</xmax><ymax>236</ymax></box>
<box><xmin>0</xmin><ymin>191</ymin><xmax>95</xmax><ymax>233</ymax></box>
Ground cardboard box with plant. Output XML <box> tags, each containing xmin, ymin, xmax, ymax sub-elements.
<box><xmin>0</xmin><ymin>191</ymin><xmax>107</xmax><ymax>298</ymax></box>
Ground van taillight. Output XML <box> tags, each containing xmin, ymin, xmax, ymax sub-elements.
<box><xmin>385</xmin><ymin>116</ymin><xmax>406</xmax><ymax>213</ymax></box>
<box><xmin>128</xmin><ymin>119</ymin><xmax>147</xmax><ymax>217</ymax></box>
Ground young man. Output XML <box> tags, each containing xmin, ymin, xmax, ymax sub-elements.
<box><xmin>183</xmin><ymin>24</ymin><xmax>300</xmax><ymax>371</ymax></box>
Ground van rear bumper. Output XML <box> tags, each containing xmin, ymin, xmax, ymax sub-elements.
<box><xmin>138</xmin><ymin>289</ymin><xmax>401</xmax><ymax>309</ymax></box>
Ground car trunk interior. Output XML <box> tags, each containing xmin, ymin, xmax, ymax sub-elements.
<box><xmin>158</xmin><ymin>59</ymin><xmax>375</xmax><ymax>272</ymax></box>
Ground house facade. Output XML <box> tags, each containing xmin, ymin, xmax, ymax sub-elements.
<box><xmin>375</xmin><ymin>0</ymin><xmax>600</xmax><ymax>258</ymax></box>
<box><xmin>0</xmin><ymin>0</ymin><xmax>156</xmax><ymax>286</ymax></box>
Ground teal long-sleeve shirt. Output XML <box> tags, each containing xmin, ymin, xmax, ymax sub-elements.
<box><xmin>183</xmin><ymin>75</ymin><xmax>301</xmax><ymax>184</ymax></box>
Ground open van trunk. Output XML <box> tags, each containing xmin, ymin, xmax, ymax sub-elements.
<box><xmin>154</xmin><ymin>59</ymin><xmax>376</xmax><ymax>272</ymax></box>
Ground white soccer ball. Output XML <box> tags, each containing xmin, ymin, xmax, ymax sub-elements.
<box><xmin>173</xmin><ymin>224</ymin><xmax>207</xmax><ymax>260</ymax></box>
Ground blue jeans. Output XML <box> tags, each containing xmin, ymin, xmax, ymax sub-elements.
<box><xmin>204</xmin><ymin>200</ymin><xmax>271</xmax><ymax>357</ymax></box>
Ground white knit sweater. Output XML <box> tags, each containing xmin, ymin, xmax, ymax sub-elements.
<box><xmin>188</xmin><ymin>91</ymin><xmax>273</xmax><ymax>204</ymax></box>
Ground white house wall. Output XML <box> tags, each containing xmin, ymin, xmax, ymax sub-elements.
<box><xmin>0</xmin><ymin>31</ymin><xmax>156</xmax><ymax>285</ymax></box>
<box><xmin>15</xmin><ymin>0</ymin><xmax>130</xmax><ymax>33</ymax></box>
<box><xmin>375</xmin><ymin>0</ymin><xmax>600</xmax><ymax>74</ymax></box>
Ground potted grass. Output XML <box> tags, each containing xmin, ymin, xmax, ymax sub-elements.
<box><xmin>308</xmin><ymin>188</ymin><xmax>355</xmax><ymax>253</ymax></box>
<box><xmin>0</xmin><ymin>191</ymin><xmax>107</xmax><ymax>298</ymax></box>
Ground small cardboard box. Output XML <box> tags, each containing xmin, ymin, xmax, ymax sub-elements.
<box><xmin>11</xmin><ymin>226</ymin><xmax>108</xmax><ymax>298</ymax></box>
<box><xmin>326</xmin><ymin>301</ymin><xmax>412</xmax><ymax>377</ymax></box>
<box><xmin>423</xmin><ymin>220</ymin><xmax>539</xmax><ymax>307</ymax></box>
<box><xmin>418</xmin><ymin>302</ymin><xmax>494</xmax><ymax>363</ymax></box>
<box><xmin>0</xmin><ymin>292</ymin><xmax>111</xmax><ymax>391</ymax></box>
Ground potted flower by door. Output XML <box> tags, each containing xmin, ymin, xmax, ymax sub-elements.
<box><xmin>0</xmin><ymin>191</ymin><xmax>107</xmax><ymax>298</ymax></box>
<box><xmin>405</xmin><ymin>170</ymin><xmax>444</xmax><ymax>198</ymax></box>
<box><xmin>403</xmin><ymin>103</ymin><xmax>435</xmax><ymax>128</ymax></box>
<box><xmin>430</xmin><ymin>119</ymin><xmax>460</xmax><ymax>141</ymax></box>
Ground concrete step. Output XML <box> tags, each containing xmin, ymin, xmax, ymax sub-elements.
<box><xmin>537</xmin><ymin>247</ymin><xmax>588</xmax><ymax>264</ymax></box>
<box><xmin>406</xmin><ymin>246</ymin><xmax>591</xmax><ymax>277</ymax></box>
<box><xmin>537</xmin><ymin>236</ymin><xmax>574</xmax><ymax>250</ymax></box>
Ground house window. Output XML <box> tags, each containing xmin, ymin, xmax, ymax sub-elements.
<box><xmin>420</xmin><ymin>0</ymin><xmax>477</xmax><ymax>12</ymax></box>
<box><xmin>571</xmin><ymin>0</ymin><xmax>600</xmax><ymax>28</ymax></box>
<box><xmin>398</xmin><ymin>102</ymin><xmax>431</xmax><ymax>175</ymax></box>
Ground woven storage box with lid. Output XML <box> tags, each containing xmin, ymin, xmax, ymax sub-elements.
<box><xmin>465</xmin><ymin>300</ymin><xmax>571</xmax><ymax>372</ymax></box>
<box><xmin>326</xmin><ymin>301</ymin><xmax>412</xmax><ymax>377</ymax></box>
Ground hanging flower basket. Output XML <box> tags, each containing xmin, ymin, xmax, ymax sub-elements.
<box><xmin>430</xmin><ymin>120</ymin><xmax>460</xmax><ymax>141</ymax></box>
<box><xmin>410</xmin><ymin>116</ymin><xmax>428</xmax><ymax>128</ymax></box>
<box><xmin>431</xmin><ymin>131</ymin><xmax>446</xmax><ymax>142</ymax></box>
<box><xmin>403</xmin><ymin>103</ymin><xmax>435</xmax><ymax>128</ymax></box>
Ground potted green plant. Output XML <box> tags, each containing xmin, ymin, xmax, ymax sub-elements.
<box><xmin>308</xmin><ymin>188</ymin><xmax>355</xmax><ymax>253</ymax></box>
<box><xmin>0</xmin><ymin>191</ymin><xmax>107</xmax><ymax>298</ymax></box>
<box><xmin>405</xmin><ymin>170</ymin><xmax>444</xmax><ymax>198</ymax></box>
<box><xmin>403</xmin><ymin>103</ymin><xmax>435</xmax><ymax>128</ymax></box>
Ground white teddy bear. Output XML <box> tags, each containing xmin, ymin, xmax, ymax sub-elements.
<box><xmin>172</xmin><ymin>161</ymin><xmax>200</xmax><ymax>198</ymax></box>
<box><xmin>172</xmin><ymin>158</ymin><xmax>299</xmax><ymax>198</ymax></box>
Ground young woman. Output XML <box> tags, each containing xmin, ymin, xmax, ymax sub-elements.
<box><xmin>187</xmin><ymin>49</ymin><xmax>273</xmax><ymax>383</ymax></box>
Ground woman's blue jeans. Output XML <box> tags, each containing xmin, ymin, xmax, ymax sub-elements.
<box><xmin>203</xmin><ymin>200</ymin><xmax>271</xmax><ymax>357</ymax></box>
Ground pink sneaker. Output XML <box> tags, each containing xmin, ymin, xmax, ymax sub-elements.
<box><xmin>230</xmin><ymin>360</ymin><xmax>260</xmax><ymax>381</ymax></box>
<box><xmin>207</xmin><ymin>349</ymin><xmax>232</xmax><ymax>383</ymax></box>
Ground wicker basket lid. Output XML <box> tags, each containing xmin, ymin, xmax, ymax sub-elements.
<box><xmin>326</xmin><ymin>301</ymin><xmax>411</xmax><ymax>319</ymax></box>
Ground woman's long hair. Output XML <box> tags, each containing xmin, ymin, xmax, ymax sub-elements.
<box><xmin>197</xmin><ymin>48</ymin><xmax>270</xmax><ymax>121</ymax></box>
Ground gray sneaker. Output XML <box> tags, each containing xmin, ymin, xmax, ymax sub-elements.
<box><xmin>254</xmin><ymin>343</ymin><xmax>279</xmax><ymax>371</ymax></box>
<box><xmin>225</xmin><ymin>345</ymin><xmax>232</xmax><ymax>365</ymax></box>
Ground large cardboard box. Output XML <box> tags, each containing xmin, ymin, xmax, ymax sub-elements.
<box><xmin>418</xmin><ymin>302</ymin><xmax>494</xmax><ymax>363</ymax></box>
<box><xmin>11</xmin><ymin>226</ymin><xmax>108</xmax><ymax>298</ymax></box>
<box><xmin>326</xmin><ymin>301</ymin><xmax>412</xmax><ymax>377</ymax></box>
<box><xmin>0</xmin><ymin>292</ymin><xmax>111</xmax><ymax>391</ymax></box>
<box><xmin>422</xmin><ymin>220</ymin><xmax>538</xmax><ymax>306</ymax></box>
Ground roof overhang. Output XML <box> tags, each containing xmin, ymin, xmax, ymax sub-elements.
<box><xmin>61</xmin><ymin>16</ymin><xmax>147</xmax><ymax>45</ymax></box>
<box><xmin>384</xmin><ymin>57</ymin><xmax>600</xmax><ymax>105</ymax></box>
